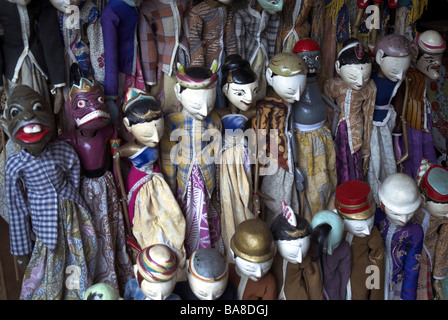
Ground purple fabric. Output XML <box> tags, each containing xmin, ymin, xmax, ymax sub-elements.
<box><xmin>100</xmin><ymin>0</ymin><xmax>138</xmax><ymax>97</ymax></box>
<box><xmin>399</xmin><ymin>123</ymin><xmax>437</xmax><ymax>179</ymax></box>
<box><xmin>178</xmin><ymin>164</ymin><xmax>222</xmax><ymax>258</ymax></box>
<box><xmin>335</xmin><ymin>120</ymin><xmax>363</xmax><ymax>185</ymax></box>
<box><xmin>321</xmin><ymin>239</ymin><xmax>351</xmax><ymax>300</ymax></box>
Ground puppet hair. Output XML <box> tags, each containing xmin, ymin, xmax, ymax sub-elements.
<box><xmin>124</xmin><ymin>97</ymin><xmax>162</xmax><ymax>126</ymax></box>
<box><xmin>337</xmin><ymin>38</ymin><xmax>371</xmax><ymax>66</ymax></box>
<box><xmin>221</xmin><ymin>54</ymin><xmax>257</xmax><ymax>86</ymax></box>
<box><xmin>271</xmin><ymin>212</ymin><xmax>311</xmax><ymax>241</ymax></box>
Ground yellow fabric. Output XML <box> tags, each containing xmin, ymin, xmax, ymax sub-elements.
<box><xmin>131</xmin><ymin>173</ymin><xmax>187</xmax><ymax>279</ymax></box>
<box><xmin>219</xmin><ymin>144</ymin><xmax>254</xmax><ymax>262</ymax></box>
<box><xmin>294</xmin><ymin>126</ymin><xmax>337</xmax><ymax>222</ymax></box>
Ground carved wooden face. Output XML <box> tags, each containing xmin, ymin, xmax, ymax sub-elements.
<box><xmin>67</xmin><ymin>83</ymin><xmax>110</xmax><ymax>131</ymax></box>
<box><xmin>6</xmin><ymin>85</ymin><xmax>55</xmax><ymax>156</ymax></box>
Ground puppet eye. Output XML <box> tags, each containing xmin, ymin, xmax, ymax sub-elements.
<box><xmin>9</xmin><ymin>107</ymin><xmax>20</xmax><ymax>118</ymax></box>
<box><xmin>97</xmin><ymin>96</ymin><xmax>104</xmax><ymax>103</ymax></box>
<box><xmin>77</xmin><ymin>100</ymin><xmax>87</xmax><ymax>108</ymax></box>
<box><xmin>302</xmin><ymin>56</ymin><xmax>308</xmax><ymax>61</ymax></box>
<box><xmin>315</xmin><ymin>56</ymin><xmax>320</xmax><ymax>61</ymax></box>
<box><xmin>32</xmin><ymin>103</ymin><xmax>43</xmax><ymax>111</ymax></box>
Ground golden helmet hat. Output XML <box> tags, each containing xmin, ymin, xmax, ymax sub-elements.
<box><xmin>230</xmin><ymin>219</ymin><xmax>275</xmax><ymax>263</ymax></box>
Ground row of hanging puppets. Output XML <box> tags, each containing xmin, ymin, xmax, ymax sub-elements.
<box><xmin>1</xmin><ymin>0</ymin><xmax>448</xmax><ymax>302</ymax></box>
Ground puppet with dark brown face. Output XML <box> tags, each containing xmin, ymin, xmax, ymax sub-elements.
<box><xmin>4</xmin><ymin>85</ymin><xmax>98</xmax><ymax>300</ymax></box>
<box><xmin>59</xmin><ymin>78</ymin><xmax>134</xmax><ymax>294</ymax></box>
<box><xmin>6</xmin><ymin>85</ymin><xmax>55</xmax><ymax>156</ymax></box>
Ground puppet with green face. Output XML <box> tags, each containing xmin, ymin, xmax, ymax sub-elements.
<box><xmin>4</xmin><ymin>85</ymin><xmax>97</xmax><ymax>300</ymax></box>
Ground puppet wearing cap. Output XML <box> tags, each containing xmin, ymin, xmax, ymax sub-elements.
<box><xmin>335</xmin><ymin>180</ymin><xmax>385</xmax><ymax>300</ymax></box>
<box><xmin>160</xmin><ymin>63</ymin><xmax>224</xmax><ymax>258</ymax></box>
<box><xmin>113</xmin><ymin>88</ymin><xmax>186</xmax><ymax>276</ymax></box>
<box><xmin>291</xmin><ymin>38</ymin><xmax>337</xmax><ymax>222</ymax></box>
<box><xmin>412</xmin><ymin>159</ymin><xmax>448</xmax><ymax>300</ymax></box>
<box><xmin>251</xmin><ymin>52</ymin><xmax>307</xmax><ymax>226</ymax></box>
<box><xmin>59</xmin><ymin>76</ymin><xmax>134</xmax><ymax>293</ymax></box>
<box><xmin>374</xmin><ymin>172</ymin><xmax>423</xmax><ymax>300</ymax></box>
<box><xmin>367</xmin><ymin>34</ymin><xmax>412</xmax><ymax>206</ymax></box>
<box><xmin>392</xmin><ymin>30</ymin><xmax>447</xmax><ymax>179</ymax></box>
<box><xmin>228</xmin><ymin>218</ymin><xmax>276</xmax><ymax>300</ymax></box>
<box><xmin>323</xmin><ymin>38</ymin><xmax>376</xmax><ymax>184</ymax></box>
<box><xmin>310</xmin><ymin>209</ymin><xmax>351</xmax><ymax>300</ymax></box>
<box><xmin>173</xmin><ymin>248</ymin><xmax>237</xmax><ymax>300</ymax></box>
<box><xmin>124</xmin><ymin>244</ymin><xmax>181</xmax><ymax>300</ymax></box>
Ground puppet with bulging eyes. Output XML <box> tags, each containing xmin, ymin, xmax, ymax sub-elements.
<box><xmin>59</xmin><ymin>77</ymin><xmax>134</xmax><ymax>294</ymax></box>
<box><xmin>323</xmin><ymin>38</ymin><xmax>376</xmax><ymax>185</ymax></box>
<box><xmin>3</xmin><ymin>85</ymin><xmax>97</xmax><ymax>300</ymax></box>
<box><xmin>113</xmin><ymin>88</ymin><xmax>187</xmax><ymax>280</ymax></box>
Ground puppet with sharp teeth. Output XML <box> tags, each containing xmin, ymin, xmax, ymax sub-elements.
<box><xmin>3</xmin><ymin>85</ymin><xmax>97</xmax><ymax>300</ymax></box>
<box><xmin>59</xmin><ymin>77</ymin><xmax>134</xmax><ymax>295</ymax></box>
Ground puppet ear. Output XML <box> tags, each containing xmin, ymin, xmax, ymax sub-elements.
<box><xmin>123</xmin><ymin>117</ymin><xmax>132</xmax><ymax>133</ymax></box>
<box><xmin>266</xmin><ymin>68</ymin><xmax>274</xmax><ymax>86</ymax></box>
<box><xmin>177</xmin><ymin>63</ymin><xmax>186</xmax><ymax>75</ymax></box>
<box><xmin>375</xmin><ymin>49</ymin><xmax>385</xmax><ymax>66</ymax></box>
<box><xmin>174</xmin><ymin>83</ymin><xmax>182</xmax><ymax>101</ymax></box>
<box><xmin>334</xmin><ymin>60</ymin><xmax>341</xmax><ymax>75</ymax></box>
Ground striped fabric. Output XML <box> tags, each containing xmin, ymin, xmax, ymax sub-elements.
<box><xmin>138</xmin><ymin>0</ymin><xmax>192</xmax><ymax>85</ymax></box>
<box><xmin>404</xmin><ymin>67</ymin><xmax>428</xmax><ymax>131</ymax></box>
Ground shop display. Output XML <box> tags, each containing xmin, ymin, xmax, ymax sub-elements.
<box><xmin>0</xmin><ymin>0</ymin><xmax>447</xmax><ymax>302</ymax></box>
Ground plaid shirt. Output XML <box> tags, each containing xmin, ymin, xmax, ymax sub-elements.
<box><xmin>138</xmin><ymin>0</ymin><xmax>192</xmax><ymax>85</ymax></box>
<box><xmin>6</xmin><ymin>141</ymin><xmax>87</xmax><ymax>255</ymax></box>
<box><xmin>160</xmin><ymin>111</ymin><xmax>221</xmax><ymax>199</ymax></box>
<box><xmin>233</xmin><ymin>1</ymin><xmax>280</xmax><ymax>66</ymax></box>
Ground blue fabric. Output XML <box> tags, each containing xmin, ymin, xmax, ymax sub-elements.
<box><xmin>371</xmin><ymin>71</ymin><xmax>397</xmax><ymax>122</ymax></box>
<box><xmin>6</xmin><ymin>141</ymin><xmax>87</xmax><ymax>255</ymax></box>
<box><xmin>221</xmin><ymin>114</ymin><xmax>248</xmax><ymax>133</ymax></box>
<box><xmin>129</xmin><ymin>146</ymin><xmax>158</xmax><ymax>169</ymax></box>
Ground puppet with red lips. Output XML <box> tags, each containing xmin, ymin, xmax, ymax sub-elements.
<box><xmin>59</xmin><ymin>77</ymin><xmax>134</xmax><ymax>295</ymax></box>
<box><xmin>4</xmin><ymin>85</ymin><xmax>98</xmax><ymax>300</ymax></box>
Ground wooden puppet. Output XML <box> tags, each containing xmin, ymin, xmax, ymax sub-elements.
<box><xmin>59</xmin><ymin>77</ymin><xmax>134</xmax><ymax>295</ymax></box>
<box><xmin>323</xmin><ymin>38</ymin><xmax>376</xmax><ymax>185</ymax></box>
<box><xmin>3</xmin><ymin>85</ymin><xmax>97</xmax><ymax>300</ymax></box>
<box><xmin>113</xmin><ymin>88</ymin><xmax>187</xmax><ymax>279</ymax></box>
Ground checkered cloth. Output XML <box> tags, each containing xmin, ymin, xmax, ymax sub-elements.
<box><xmin>233</xmin><ymin>3</ymin><xmax>280</xmax><ymax>65</ymax></box>
<box><xmin>6</xmin><ymin>140</ymin><xmax>87</xmax><ymax>255</ymax></box>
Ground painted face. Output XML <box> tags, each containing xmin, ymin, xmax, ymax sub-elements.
<box><xmin>415</xmin><ymin>53</ymin><xmax>443</xmax><ymax>80</ymax></box>
<box><xmin>269</xmin><ymin>73</ymin><xmax>307</xmax><ymax>103</ymax></box>
<box><xmin>222</xmin><ymin>81</ymin><xmax>258</xmax><ymax>111</ymax></box>
<box><xmin>257</xmin><ymin>0</ymin><xmax>284</xmax><ymax>14</ymax></box>
<box><xmin>423</xmin><ymin>200</ymin><xmax>448</xmax><ymax>219</ymax></box>
<box><xmin>177</xmin><ymin>86</ymin><xmax>216</xmax><ymax>121</ymax></box>
<box><xmin>124</xmin><ymin>117</ymin><xmax>164</xmax><ymax>148</ymax></box>
<box><xmin>337</xmin><ymin>63</ymin><xmax>372</xmax><ymax>90</ymax></box>
<box><xmin>6</xmin><ymin>86</ymin><xmax>55</xmax><ymax>157</ymax></box>
<box><xmin>69</xmin><ymin>88</ymin><xmax>110</xmax><ymax>131</ymax></box>
<box><xmin>297</xmin><ymin>50</ymin><xmax>321</xmax><ymax>75</ymax></box>
<box><xmin>140</xmin><ymin>277</ymin><xmax>177</xmax><ymax>300</ymax></box>
<box><xmin>343</xmin><ymin>216</ymin><xmax>374</xmax><ymax>237</ymax></box>
<box><xmin>234</xmin><ymin>256</ymin><xmax>273</xmax><ymax>282</ymax></box>
<box><xmin>383</xmin><ymin>204</ymin><xmax>416</xmax><ymax>226</ymax></box>
<box><xmin>187</xmin><ymin>271</ymin><xmax>228</xmax><ymax>300</ymax></box>
<box><xmin>276</xmin><ymin>236</ymin><xmax>311</xmax><ymax>264</ymax></box>
<box><xmin>378</xmin><ymin>55</ymin><xmax>411</xmax><ymax>82</ymax></box>
<box><xmin>49</xmin><ymin>0</ymin><xmax>82</xmax><ymax>12</ymax></box>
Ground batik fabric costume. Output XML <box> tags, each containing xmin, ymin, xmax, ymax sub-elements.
<box><xmin>233</xmin><ymin>1</ymin><xmax>280</xmax><ymax>100</ymax></box>
<box><xmin>219</xmin><ymin>114</ymin><xmax>254</xmax><ymax>262</ymax></box>
<box><xmin>138</xmin><ymin>0</ymin><xmax>192</xmax><ymax>113</ymax></box>
<box><xmin>6</xmin><ymin>141</ymin><xmax>97</xmax><ymax>300</ymax></box>
<box><xmin>367</xmin><ymin>71</ymin><xmax>400</xmax><ymax>205</ymax></box>
<box><xmin>394</xmin><ymin>66</ymin><xmax>437</xmax><ymax>179</ymax></box>
<box><xmin>252</xmin><ymin>93</ymin><xmax>299</xmax><ymax>225</ymax></box>
<box><xmin>126</xmin><ymin>146</ymin><xmax>187</xmax><ymax>277</ymax></box>
<box><xmin>161</xmin><ymin>111</ymin><xmax>224</xmax><ymax>258</ymax></box>
<box><xmin>324</xmin><ymin>77</ymin><xmax>376</xmax><ymax>184</ymax></box>
<box><xmin>375</xmin><ymin>207</ymin><xmax>424</xmax><ymax>300</ymax></box>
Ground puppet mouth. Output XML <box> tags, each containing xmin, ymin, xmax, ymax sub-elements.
<box><xmin>75</xmin><ymin>110</ymin><xmax>110</xmax><ymax>127</ymax></box>
<box><xmin>14</xmin><ymin>123</ymin><xmax>51</xmax><ymax>143</ymax></box>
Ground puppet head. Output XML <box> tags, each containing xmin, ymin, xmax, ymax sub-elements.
<box><xmin>412</xmin><ymin>30</ymin><xmax>446</xmax><ymax>80</ymax></box>
<box><xmin>310</xmin><ymin>210</ymin><xmax>344</xmax><ymax>256</ymax></box>
<box><xmin>293</xmin><ymin>38</ymin><xmax>322</xmax><ymax>76</ymax></box>
<box><xmin>375</xmin><ymin>34</ymin><xmax>412</xmax><ymax>82</ymax></box>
